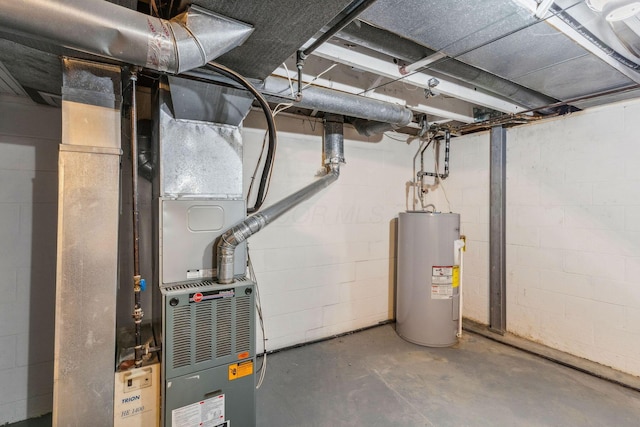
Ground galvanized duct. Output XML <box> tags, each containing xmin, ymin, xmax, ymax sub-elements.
<box><xmin>337</xmin><ymin>20</ymin><xmax>559</xmax><ymax>112</ymax></box>
<box><xmin>262</xmin><ymin>75</ymin><xmax>413</xmax><ymax>127</ymax></box>
<box><xmin>217</xmin><ymin>117</ymin><xmax>345</xmax><ymax>284</ymax></box>
<box><xmin>0</xmin><ymin>0</ymin><xmax>253</xmax><ymax>74</ymax></box>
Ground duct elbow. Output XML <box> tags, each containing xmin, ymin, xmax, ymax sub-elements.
<box><xmin>167</xmin><ymin>6</ymin><xmax>254</xmax><ymax>74</ymax></box>
<box><xmin>216</xmin><ymin>215</ymin><xmax>266</xmax><ymax>284</ymax></box>
<box><xmin>0</xmin><ymin>1</ymin><xmax>253</xmax><ymax>76</ymax></box>
<box><xmin>327</xmin><ymin>162</ymin><xmax>341</xmax><ymax>177</ymax></box>
<box><xmin>216</xmin><ymin>230</ymin><xmax>238</xmax><ymax>285</ymax></box>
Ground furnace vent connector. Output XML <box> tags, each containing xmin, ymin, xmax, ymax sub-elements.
<box><xmin>216</xmin><ymin>116</ymin><xmax>346</xmax><ymax>284</ymax></box>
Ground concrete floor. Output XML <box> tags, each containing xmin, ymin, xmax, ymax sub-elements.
<box><xmin>10</xmin><ymin>324</ymin><xmax>640</xmax><ymax>426</ymax></box>
<box><xmin>256</xmin><ymin>324</ymin><xmax>640</xmax><ymax>426</ymax></box>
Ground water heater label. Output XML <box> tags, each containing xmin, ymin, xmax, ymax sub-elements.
<box><xmin>431</xmin><ymin>266</ymin><xmax>454</xmax><ymax>299</ymax></box>
<box><xmin>432</xmin><ymin>266</ymin><xmax>453</xmax><ymax>277</ymax></box>
<box><xmin>452</xmin><ymin>266</ymin><xmax>460</xmax><ymax>288</ymax></box>
<box><xmin>431</xmin><ymin>284</ymin><xmax>453</xmax><ymax>299</ymax></box>
<box><xmin>172</xmin><ymin>394</ymin><xmax>225</xmax><ymax>427</ymax></box>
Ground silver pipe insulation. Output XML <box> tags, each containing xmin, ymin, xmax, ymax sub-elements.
<box><xmin>217</xmin><ymin>117</ymin><xmax>345</xmax><ymax>284</ymax></box>
<box><xmin>350</xmin><ymin>119</ymin><xmax>398</xmax><ymax>136</ymax></box>
<box><xmin>0</xmin><ymin>1</ymin><xmax>409</xmax><ymax>138</ymax></box>
<box><xmin>262</xmin><ymin>76</ymin><xmax>413</xmax><ymax>127</ymax></box>
<box><xmin>0</xmin><ymin>0</ymin><xmax>253</xmax><ymax>74</ymax></box>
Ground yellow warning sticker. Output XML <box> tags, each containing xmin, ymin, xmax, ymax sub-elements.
<box><xmin>228</xmin><ymin>360</ymin><xmax>253</xmax><ymax>381</ymax></box>
<box><xmin>452</xmin><ymin>265</ymin><xmax>460</xmax><ymax>288</ymax></box>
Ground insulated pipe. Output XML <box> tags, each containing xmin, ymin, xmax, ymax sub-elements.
<box><xmin>217</xmin><ymin>119</ymin><xmax>345</xmax><ymax>284</ymax></box>
<box><xmin>182</xmin><ymin>70</ymin><xmax>412</xmax><ymax>134</ymax></box>
<box><xmin>350</xmin><ymin>119</ymin><xmax>398</xmax><ymax>136</ymax></box>
<box><xmin>0</xmin><ymin>1</ymin><xmax>253</xmax><ymax>74</ymax></box>
<box><xmin>263</xmin><ymin>76</ymin><xmax>413</xmax><ymax>127</ymax></box>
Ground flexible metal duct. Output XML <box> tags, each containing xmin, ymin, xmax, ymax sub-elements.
<box><xmin>262</xmin><ymin>76</ymin><xmax>413</xmax><ymax>127</ymax></box>
<box><xmin>0</xmin><ymin>0</ymin><xmax>253</xmax><ymax>74</ymax></box>
<box><xmin>217</xmin><ymin>117</ymin><xmax>345</xmax><ymax>284</ymax></box>
<box><xmin>350</xmin><ymin>119</ymin><xmax>398</xmax><ymax>136</ymax></box>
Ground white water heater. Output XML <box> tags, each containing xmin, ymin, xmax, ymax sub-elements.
<box><xmin>396</xmin><ymin>212</ymin><xmax>461</xmax><ymax>347</ymax></box>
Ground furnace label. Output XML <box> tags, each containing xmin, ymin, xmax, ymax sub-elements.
<box><xmin>228</xmin><ymin>360</ymin><xmax>254</xmax><ymax>381</ymax></box>
<box><xmin>172</xmin><ymin>394</ymin><xmax>225</xmax><ymax>427</ymax></box>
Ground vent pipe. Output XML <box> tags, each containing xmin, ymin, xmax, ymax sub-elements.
<box><xmin>263</xmin><ymin>76</ymin><xmax>413</xmax><ymax>128</ymax></box>
<box><xmin>0</xmin><ymin>0</ymin><xmax>253</xmax><ymax>74</ymax></box>
<box><xmin>217</xmin><ymin>116</ymin><xmax>345</xmax><ymax>284</ymax></box>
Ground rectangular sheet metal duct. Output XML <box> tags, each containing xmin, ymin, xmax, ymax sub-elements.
<box><xmin>53</xmin><ymin>58</ymin><xmax>122</xmax><ymax>426</ymax></box>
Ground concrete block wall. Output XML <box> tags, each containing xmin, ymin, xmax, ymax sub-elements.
<box><xmin>242</xmin><ymin>113</ymin><xmax>413</xmax><ymax>352</ymax></box>
<box><xmin>0</xmin><ymin>95</ymin><xmax>61</xmax><ymax>424</ymax></box>
<box><xmin>0</xmin><ymin>96</ymin><xmax>415</xmax><ymax>423</ymax></box>
<box><xmin>5</xmin><ymin>89</ymin><xmax>637</xmax><ymax>423</ymax></box>
<box><xmin>420</xmin><ymin>131</ymin><xmax>492</xmax><ymax>323</ymax></box>
<box><xmin>426</xmin><ymin>98</ymin><xmax>640</xmax><ymax>377</ymax></box>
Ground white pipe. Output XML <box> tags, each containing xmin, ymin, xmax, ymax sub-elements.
<box><xmin>399</xmin><ymin>52</ymin><xmax>447</xmax><ymax>75</ymax></box>
<box><xmin>454</xmin><ymin>236</ymin><xmax>466</xmax><ymax>338</ymax></box>
<box><xmin>312</xmin><ymin>41</ymin><xmax>528</xmax><ymax>114</ymax></box>
<box><xmin>535</xmin><ymin>0</ymin><xmax>556</xmax><ymax>19</ymax></box>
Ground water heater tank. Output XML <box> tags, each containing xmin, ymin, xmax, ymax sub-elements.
<box><xmin>396</xmin><ymin>212</ymin><xmax>461</xmax><ymax>347</ymax></box>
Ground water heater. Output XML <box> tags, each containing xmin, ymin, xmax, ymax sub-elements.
<box><xmin>396</xmin><ymin>212</ymin><xmax>461</xmax><ymax>347</ymax></box>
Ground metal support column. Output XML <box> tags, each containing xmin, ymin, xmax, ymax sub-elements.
<box><xmin>489</xmin><ymin>126</ymin><xmax>507</xmax><ymax>334</ymax></box>
<box><xmin>53</xmin><ymin>58</ymin><xmax>122</xmax><ymax>426</ymax></box>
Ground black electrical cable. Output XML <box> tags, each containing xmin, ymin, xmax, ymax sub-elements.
<box><xmin>204</xmin><ymin>62</ymin><xmax>277</xmax><ymax>214</ymax></box>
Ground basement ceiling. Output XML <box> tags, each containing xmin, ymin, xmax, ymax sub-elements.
<box><xmin>1</xmin><ymin>0</ymin><xmax>639</xmax><ymax>128</ymax></box>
